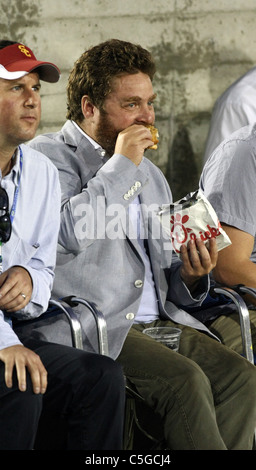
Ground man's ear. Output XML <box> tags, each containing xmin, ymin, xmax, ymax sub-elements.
<box><xmin>81</xmin><ymin>95</ymin><xmax>95</xmax><ymax>118</ymax></box>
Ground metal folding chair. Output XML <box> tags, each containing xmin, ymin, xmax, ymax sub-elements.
<box><xmin>213</xmin><ymin>285</ymin><xmax>254</xmax><ymax>364</ymax></box>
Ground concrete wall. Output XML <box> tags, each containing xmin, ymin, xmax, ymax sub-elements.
<box><xmin>1</xmin><ymin>0</ymin><xmax>256</xmax><ymax>199</ymax></box>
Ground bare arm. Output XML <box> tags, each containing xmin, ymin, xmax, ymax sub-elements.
<box><xmin>212</xmin><ymin>223</ymin><xmax>256</xmax><ymax>305</ymax></box>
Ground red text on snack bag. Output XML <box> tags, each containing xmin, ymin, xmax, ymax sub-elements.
<box><xmin>170</xmin><ymin>213</ymin><xmax>221</xmax><ymax>253</ymax></box>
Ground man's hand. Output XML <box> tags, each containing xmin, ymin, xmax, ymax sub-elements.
<box><xmin>115</xmin><ymin>124</ymin><xmax>154</xmax><ymax>166</ymax></box>
<box><xmin>179</xmin><ymin>238</ymin><xmax>218</xmax><ymax>293</ymax></box>
<box><xmin>0</xmin><ymin>344</ymin><xmax>47</xmax><ymax>394</ymax></box>
<box><xmin>0</xmin><ymin>266</ymin><xmax>33</xmax><ymax>312</ymax></box>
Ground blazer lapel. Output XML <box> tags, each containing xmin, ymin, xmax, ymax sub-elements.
<box><xmin>62</xmin><ymin>121</ymin><xmax>105</xmax><ymax>183</ymax></box>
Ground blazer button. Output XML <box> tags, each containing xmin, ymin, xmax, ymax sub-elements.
<box><xmin>134</xmin><ymin>279</ymin><xmax>143</xmax><ymax>288</ymax></box>
<box><xmin>126</xmin><ymin>313</ymin><xmax>135</xmax><ymax>320</ymax></box>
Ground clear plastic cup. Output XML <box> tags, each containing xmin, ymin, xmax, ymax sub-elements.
<box><xmin>142</xmin><ymin>327</ymin><xmax>182</xmax><ymax>352</ymax></box>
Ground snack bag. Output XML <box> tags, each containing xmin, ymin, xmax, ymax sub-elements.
<box><xmin>158</xmin><ymin>189</ymin><xmax>231</xmax><ymax>255</ymax></box>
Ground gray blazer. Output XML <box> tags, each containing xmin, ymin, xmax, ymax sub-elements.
<box><xmin>28</xmin><ymin>121</ymin><xmax>214</xmax><ymax>359</ymax></box>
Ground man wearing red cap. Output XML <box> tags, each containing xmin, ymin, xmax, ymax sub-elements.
<box><xmin>0</xmin><ymin>42</ymin><xmax>60</xmax><ymax>82</ymax></box>
<box><xmin>0</xmin><ymin>40</ymin><xmax>125</xmax><ymax>450</ymax></box>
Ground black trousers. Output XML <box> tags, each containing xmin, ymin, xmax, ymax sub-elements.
<box><xmin>0</xmin><ymin>339</ymin><xmax>125</xmax><ymax>450</ymax></box>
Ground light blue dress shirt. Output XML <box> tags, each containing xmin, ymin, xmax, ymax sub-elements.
<box><xmin>129</xmin><ymin>196</ymin><xmax>159</xmax><ymax>323</ymax></box>
<box><xmin>0</xmin><ymin>144</ymin><xmax>61</xmax><ymax>350</ymax></box>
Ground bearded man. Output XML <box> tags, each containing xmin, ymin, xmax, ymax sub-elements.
<box><xmin>29</xmin><ymin>39</ymin><xmax>256</xmax><ymax>450</ymax></box>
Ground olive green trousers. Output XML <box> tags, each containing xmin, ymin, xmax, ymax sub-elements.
<box><xmin>117</xmin><ymin>319</ymin><xmax>256</xmax><ymax>450</ymax></box>
<box><xmin>208</xmin><ymin>308</ymin><xmax>256</xmax><ymax>357</ymax></box>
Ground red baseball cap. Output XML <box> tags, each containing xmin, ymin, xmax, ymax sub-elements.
<box><xmin>0</xmin><ymin>43</ymin><xmax>60</xmax><ymax>82</ymax></box>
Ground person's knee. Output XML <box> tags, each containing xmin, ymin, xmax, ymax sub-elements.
<box><xmin>141</xmin><ymin>360</ymin><xmax>212</xmax><ymax>418</ymax></box>
<box><xmin>16</xmin><ymin>373</ymin><xmax>43</xmax><ymax>408</ymax></box>
<box><xmin>0</xmin><ymin>372</ymin><xmax>43</xmax><ymax>423</ymax></box>
<box><xmin>173</xmin><ymin>361</ymin><xmax>210</xmax><ymax>396</ymax></box>
<box><xmin>96</xmin><ymin>356</ymin><xmax>125</xmax><ymax>390</ymax></box>
<box><xmin>78</xmin><ymin>352</ymin><xmax>125</xmax><ymax>392</ymax></box>
<box><xmin>237</xmin><ymin>360</ymin><xmax>256</xmax><ymax>394</ymax></box>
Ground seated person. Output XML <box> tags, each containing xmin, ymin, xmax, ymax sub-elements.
<box><xmin>200</xmin><ymin>122</ymin><xmax>256</xmax><ymax>356</ymax></box>
<box><xmin>203</xmin><ymin>66</ymin><xmax>256</xmax><ymax>163</ymax></box>
<box><xmin>29</xmin><ymin>38</ymin><xmax>256</xmax><ymax>450</ymax></box>
<box><xmin>0</xmin><ymin>39</ymin><xmax>125</xmax><ymax>450</ymax></box>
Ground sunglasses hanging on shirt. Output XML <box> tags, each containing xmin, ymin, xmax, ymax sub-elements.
<box><xmin>0</xmin><ymin>187</ymin><xmax>12</xmax><ymax>243</ymax></box>
<box><xmin>0</xmin><ymin>146</ymin><xmax>23</xmax><ymax>273</ymax></box>
<box><xmin>0</xmin><ymin>187</ymin><xmax>12</xmax><ymax>274</ymax></box>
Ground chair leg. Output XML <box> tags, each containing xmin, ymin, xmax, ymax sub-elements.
<box><xmin>214</xmin><ymin>286</ymin><xmax>254</xmax><ymax>364</ymax></box>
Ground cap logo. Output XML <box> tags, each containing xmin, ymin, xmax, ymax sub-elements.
<box><xmin>18</xmin><ymin>44</ymin><xmax>31</xmax><ymax>58</ymax></box>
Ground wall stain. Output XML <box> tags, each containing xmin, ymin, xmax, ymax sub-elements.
<box><xmin>1</xmin><ymin>0</ymin><xmax>41</xmax><ymax>42</ymax></box>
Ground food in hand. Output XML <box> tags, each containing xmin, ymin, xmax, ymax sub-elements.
<box><xmin>144</xmin><ymin>124</ymin><xmax>159</xmax><ymax>149</ymax></box>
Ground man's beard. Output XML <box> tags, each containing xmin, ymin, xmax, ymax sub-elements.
<box><xmin>94</xmin><ymin>110</ymin><xmax>120</xmax><ymax>157</ymax></box>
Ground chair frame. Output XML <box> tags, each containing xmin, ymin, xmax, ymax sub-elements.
<box><xmin>213</xmin><ymin>286</ymin><xmax>254</xmax><ymax>364</ymax></box>
<box><xmin>54</xmin><ymin>289</ymin><xmax>254</xmax><ymax>362</ymax></box>
<box><xmin>49</xmin><ymin>296</ymin><xmax>108</xmax><ymax>354</ymax></box>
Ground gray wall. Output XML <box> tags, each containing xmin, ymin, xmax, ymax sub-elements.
<box><xmin>2</xmin><ymin>0</ymin><xmax>256</xmax><ymax>200</ymax></box>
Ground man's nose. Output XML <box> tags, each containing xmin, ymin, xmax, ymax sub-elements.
<box><xmin>24</xmin><ymin>91</ymin><xmax>38</xmax><ymax>108</ymax></box>
<box><xmin>136</xmin><ymin>103</ymin><xmax>155</xmax><ymax>124</ymax></box>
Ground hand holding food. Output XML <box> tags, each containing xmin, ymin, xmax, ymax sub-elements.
<box><xmin>115</xmin><ymin>123</ymin><xmax>159</xmax><ymax>165</ymax></box>
<box><xmin>144</xmin><ymin>124</ymin><xmax>159</xmax><ymax>149</ymax></box>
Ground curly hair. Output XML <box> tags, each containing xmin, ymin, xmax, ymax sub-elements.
<box><xmin>66</xmin><ymin>39</ymin><xmax>156</xmax><ymax>122</ymax></box>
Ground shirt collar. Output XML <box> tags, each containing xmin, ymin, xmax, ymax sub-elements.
<box><xmin>11</xmin><ymin>147</ymin><xmax>21</xmax><ymax>185</ymax></box>
<box><xmin>72</xmin><ymin>121</ymin><xmax>107</xmax><ymax>159</ymax></box>
<box><xmin>1</xmin><ymin>147</ymin><xmax>20</xmax><ymax>184</ymax></box>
